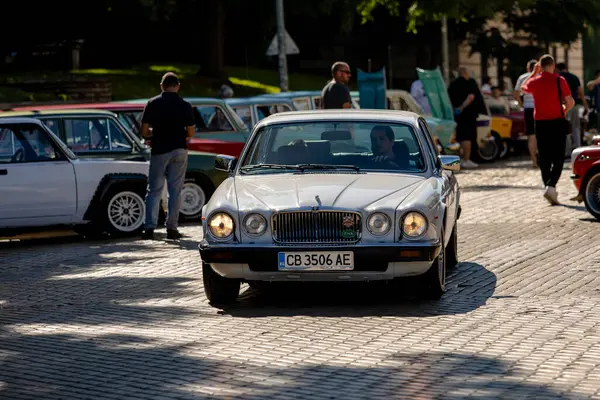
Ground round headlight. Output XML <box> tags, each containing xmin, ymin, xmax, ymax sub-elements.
<box><xmin>243</xmin><ymin>213</ymin><xmax>267</xmax><ymax>236</ymax></box>
<box><xmin>402</xmin><ymin>212</ymin><xmax>427</xmax><ymax>238</ymax></box>
<box><xmin>367</xmin><ymin>213</ymin><xmax>391</xmax><ymax>235</ymax></box>
<box><xmin>208</xmin><ymin>212</ymin><xmax>234</xmax><ymax>239</ymax></box>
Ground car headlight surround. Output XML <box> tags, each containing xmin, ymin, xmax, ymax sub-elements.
<box><xmin>208</xmin><ymin>212</ymin><xmax>235</xmax><ymax>239</ymax></box>
<box><xmin>367</xmin><ymin>212</ymin><xmax>391</xmax><ymax>236</ymax></box>
<box><xmin>243</xmin><ymin>213</ymin><xmax>267</xmax><ymax>236</ymax></box>
<box><xmin>402</xmin><ymin>211</ymin><xmax>428</xmax><ymax>239</ymax></box>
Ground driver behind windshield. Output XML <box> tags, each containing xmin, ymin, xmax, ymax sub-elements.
<box><xmin>371</xmin><ymin>125</ymin><xmax>398</xmax><ymax>165</ymax></box>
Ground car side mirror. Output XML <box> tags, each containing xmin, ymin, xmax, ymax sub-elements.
<box><xmin>439</xmin><ymin>155</ymin><xmax>460</xmax><ymax>171</ymax></box>
<box><xmin>215</xmin><ymin>154</ymin><xmax>237</xmax><ymax>172</ymax></box>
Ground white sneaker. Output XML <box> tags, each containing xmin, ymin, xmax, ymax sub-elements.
<box><xmin>461</xmin><ymin>160</ymin><xmax>479</xmax><ymax>169</ymax></box>
<box><xmin>543</xmin><ymin>186</ymin><xmax>559</xmax><ymax>205</ymax></box>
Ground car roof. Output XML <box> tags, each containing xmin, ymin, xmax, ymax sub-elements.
<box><xmin>225</xmin><ymin>97</ymin><xmax>295</xmax><ymax>106</ymax></box>
<box><xmin>255</xmin><ymin>109</ymin><xmax>421</xmax><ymax>126</ymax></box>
<box><xmin>7</xmin><ymin>102</ymin><xmax>144</xmax><ymax>112</ymax></box>
<box><xmin>0</xmin><ymin>109</ymin><xmax>117</xmax><ymax>118</ymax></box>
<box><xmin>258</xmin><ymin>91</ymin><xmax>321</xmax><ymax>98</ymax></box>
<box><xmin>118</xmin><ymin>97</ymin><xmax>227</xmax><ymax>106</ymax></box>
<box><xmin>0</xmin><ymin>117</ymin><xmax>47</xmax><ymax>125</ymax></box>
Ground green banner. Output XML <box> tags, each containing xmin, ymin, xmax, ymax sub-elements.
<box><xmin>416</xmin><ymin>67</ymin><xmax>454</xmax><ymax>121</ymax></box>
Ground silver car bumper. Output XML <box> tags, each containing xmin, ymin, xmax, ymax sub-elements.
<box><xmin>198</xmin><ymin>240</ymin><xmax>440</xmax><ymax>282</ymax></box>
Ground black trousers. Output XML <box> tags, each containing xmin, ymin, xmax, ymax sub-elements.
<box><xmin>535</xmin><ymin>118</ymin><xmax>568</xmax><ymax>188</ymax></box>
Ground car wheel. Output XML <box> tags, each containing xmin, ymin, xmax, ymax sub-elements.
<box><xmin>179</xmin><ymin>178</ymin><xmax>209</xmax><ymax>221</ymax></box>
<box><xmin>202</xmin><ymin>262</ymin><xmax>240</xmax><ymax>305</ymax></box>
<box><xmin>446</xmin><ymin>224</ymin><xmax>458</xmax><ymax>270</ymax></box>
<box><xmin>102</xmin><ymin>187</ymin><xmax>146</xmax><ymax>235</ymax></box>
<box><xmin>584</xmin><ymin>172</ymin><xmax>600</xmax><ymax>220</ymax></box>
<box><xmin>477</xmin><ymin>137</ymin><xmax>499</xmax><ymax>162</ymax></box>
<box><xmin>492</xmin><ymin>132</ymin><xmax>509</xmax><ymax>159</ymax></box>
<box><xmin>420</xmin><ymin>231</ymin><xmax>446</xmax><ymax>300</ymax></box>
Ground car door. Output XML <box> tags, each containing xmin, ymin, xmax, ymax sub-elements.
<box><xmin>418</xmin><ymin>118</ymin><xmax>457</xmax><ymax>239</ymax></box>
<box><xmin>0</xmin><ymin>122</ymin><xmax>76</xmax><ymax>225</ymax></box>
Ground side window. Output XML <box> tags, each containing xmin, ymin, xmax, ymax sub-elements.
<box><xmin>108</xmin><ymin>119</ymin><xmax>133</xmax><ymax>150</ymax></box>
<box><xmin>0</xmin><ymin>129</ymin><xmax>19</xmax><ymax>161</ymax></box>
<box><xmin>313</xmin><ymin>97</ymin><xmax>322</xmax><ymax>109</ymax></box>
<box><xmin>195</xmin><ymin>106</ymin><xmax>234</xmax><ymax>132</ymax></box>
<box><xmin>63</xmin><ymin>118</ymin><xmax>110</xmax><ymax>152</ymax></box>
<box><xmin>292</xmin><ymin>98</ymin><xmax>310</xmax><ymax>110</ymax></box>
<box><xmin>0</xmin><ymin>124</ymin><xmax>63</xmax><ymax>164</ymax></box>
<box><xmin>418</xmin><ymin>119</ymin><xmax>441</xmax><ymax>169</ymax></box>
<box><xmin>117</xmin><ymin>112</ymin><xmax>138</xmax><ymax>134</ymax></box>
<box><xmin>41</xmin><ymin>119</ymin><xmax>61</xmax><ymax>137</ymax></box>
<box><xmin>233</xmin><ymin>106</ymin><xmax>253</xmax><ymax>128</ymax></box>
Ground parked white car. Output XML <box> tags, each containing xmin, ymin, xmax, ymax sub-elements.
<box><xmin>199</xmin><ymin>110</ymin><xmax>462</xmax><ymax>304</ymax></box>
<box><xmin>0</xmin><ymin>118</ymin><xmax>149</xmax><ymax>236</ymax></box>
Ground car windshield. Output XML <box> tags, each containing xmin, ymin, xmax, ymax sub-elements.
<box><xmin>239</xmin><ymin>121</ymin><xmax>426</xmax><ymax>174</ymax></box>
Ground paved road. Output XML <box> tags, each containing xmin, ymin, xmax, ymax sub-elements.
<box><xmin>2</xmin><ymin>159</ymin><xmax>600</xmax><ymax>399</ymax></box>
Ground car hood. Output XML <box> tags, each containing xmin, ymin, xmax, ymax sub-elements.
<box><xmin>232</xmin><ymin>173</ymin><xmax>425</xmax><ymax>211</ymax></box>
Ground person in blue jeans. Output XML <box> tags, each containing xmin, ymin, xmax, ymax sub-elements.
<box><xmin>140</xmin><ymin>72</ymin><xmax>195</xmax><ymax>240</ymax></box>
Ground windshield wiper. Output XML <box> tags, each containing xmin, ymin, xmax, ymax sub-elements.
<box><xmin>296</xmin><ymin>164</ymin><xmax>360</xmax><ymax>172</ymax></box>
<box><xmin>239</xmin><ymin>164</ymin><xmax>303</xmax><ymax>173</ymax></box>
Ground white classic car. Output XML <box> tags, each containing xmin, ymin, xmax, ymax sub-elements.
<box><xmin>0</xmin><ymin>117</ymin><xmax>149</xmax><ymax>237</ymax></box>
<box><xmin>198</xmin><ymin>110</ymin><xmax>462</xmax><ymax>304</ymax></box>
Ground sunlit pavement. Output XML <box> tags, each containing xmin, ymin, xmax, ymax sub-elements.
<box><xmin>2</xmin><ymin>157</ymin><xmax>600</xmax><ymax>399</ymax></box>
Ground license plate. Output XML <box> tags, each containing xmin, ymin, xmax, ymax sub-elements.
<box><xmin>278</xmin><ymin>251</ymin><xmax>354</xmax><ymax>271</ymax></box>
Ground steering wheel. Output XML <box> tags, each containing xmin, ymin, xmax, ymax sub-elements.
<box><xmin>10</xmin><ymin>148</ymin><xmax>24</xmax><ymax>163</ymax></box>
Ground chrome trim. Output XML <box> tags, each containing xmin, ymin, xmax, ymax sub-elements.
<box><xmin>271</xmin><ymin>208</ymin><xmax>362</xmax><ymax>244</ymax></box>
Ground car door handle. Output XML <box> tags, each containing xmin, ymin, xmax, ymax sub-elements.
<box><xmin>0</xmin><ymin>169</ymin><xmax>7</xmax><ymax>176</ymax></box>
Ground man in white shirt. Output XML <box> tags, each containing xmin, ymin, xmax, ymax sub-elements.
<box><xmin>410</xmin><ymin>79</ymin><xmax>432</xmax><ymax>115</ymax></box>
<box><xmin>514</xmin><ymin>59</ymin><xmax>539</xmax><ymax>167</ymax></box>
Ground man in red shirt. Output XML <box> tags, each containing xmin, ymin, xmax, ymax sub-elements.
<box><xmin>522</xmin><ymin>54</ymin><xmax>574</xmax><ymax>205</ymax></box>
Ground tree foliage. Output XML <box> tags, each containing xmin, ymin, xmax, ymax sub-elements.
<box><xmin>357</xmin><ymin>0</ymin><xmax>600</xmax><ymax>47</ymax></box>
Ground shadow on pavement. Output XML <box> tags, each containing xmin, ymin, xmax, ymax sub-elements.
<box><xmin>0</xmin><ymin>332</ymin><xmax>583</xmax><ymax>400</ymax></box>
<box><xmin>0</xmin><ymin>238</ymin><xmax>200</xmax><ymax>326</ymax></box>
<box><xmin>461</xmin><ymin>184</ymin><xmax>542</xmax><ymax>192</ymax></box>
<box><xmin>218</xmin><ymin>261</ymin><xmax>495</xmax><ymax>318</ymax></box>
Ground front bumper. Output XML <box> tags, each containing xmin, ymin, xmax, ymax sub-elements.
<box><xmin>198</xmin><ymin>240</ymin><xmax>441</xmax><ymax>281</ymax></box>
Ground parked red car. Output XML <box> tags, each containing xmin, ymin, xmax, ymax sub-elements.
<box><xmin>571</xmin><ymin>145</ymin><xmax>600</xmax><ymax>220</ymax></box>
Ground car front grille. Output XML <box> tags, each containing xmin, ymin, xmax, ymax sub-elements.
<box><xmin>272</xmin><ymin>210</ymin><xmax>362</xmax><ymax>244</ymax></box>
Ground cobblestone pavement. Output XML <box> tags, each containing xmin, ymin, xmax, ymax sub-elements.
<box><xmin>2</xmin><ymin>158</ymin><xmax>600</xmax><ymax>399</ymax></box>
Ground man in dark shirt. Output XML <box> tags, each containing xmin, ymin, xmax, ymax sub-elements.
<box><xmin>556</xmin><ymin>63</ymin><xmax>589</xmax><ymax>150</ymax></box>
<box><xmin>321</xmin><ymin>62</ymin><xmax>352</xmax><ymax>109</ymax></box>
<box><xmin>140</xmin><ymin>72</ymin><xmax>195</xmax><ymax>240</ymax></box>
<box><xmin>448</xmin><ymin>66</ymin><xmax>485</xmax><ymax>169</ymax></box>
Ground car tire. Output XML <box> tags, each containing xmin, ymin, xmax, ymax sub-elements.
<box><xmin>179</xmin><ymin>176</ymin><xmax>212</xmax><ymax>221</ymax></box>
<box><xmin>100</xmin><ymin>184</ymin><xmax>146</xmax><ymax>236</ymax></box>
<box><xmin>492</xmin><ymin>132</ymin><xmax>509</xmax><ymax>159</ymax></box>
<box><xmin>476</xmin><ymin>137</ymin><xmax>499</xmax><ymax>162</ymax></box>
<box><xmin>584</xmin><ymin>171</ymin><xmax>600</xmax><ymax>221</ymax></box>
<box><xmin>419</xmin><ymin>231</ymin><xmax>446</xmax><ymax>300</ymax></box>
<box><xmin>202</xmin><ymin>262</ymin><xmax>240</xmax><ymax>305</ymax></box>
<box><xmin>446</xmin><ymin>224</ymin><xmax>458</xmax><ymax>270</ymax></box>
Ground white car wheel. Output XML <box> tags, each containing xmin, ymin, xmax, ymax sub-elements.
<box><xmin>179</xmin><ymin>181</ymin><xmax>206</xmax><ymax>219</ymax></box>
<box><xmin>107</xmin><ymin>191</ymin><xmax>145</xmax><ymax>233</ymax></box>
